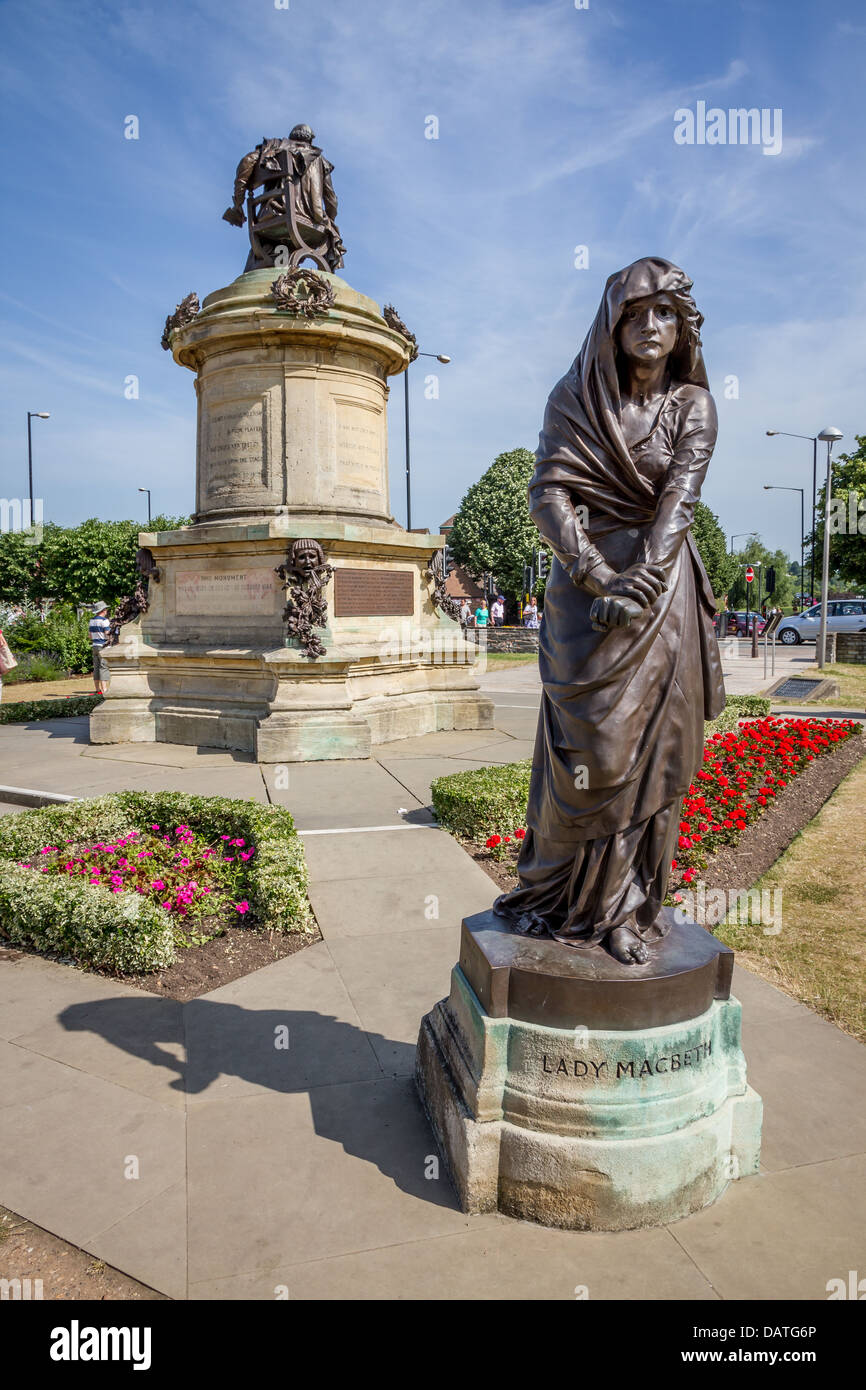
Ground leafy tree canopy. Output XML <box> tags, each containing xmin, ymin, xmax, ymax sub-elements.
<box><xmin>808</xmin><ymin>434</ymin><xmax>866</xmax><ymax>593</ymax></box>
<box><xmin>690</xmin><ymin>501</ymin><xmax>738</xmax><ymax>600</ymax></box>
<box><xmin>0</xmin><ymin>516</ymin><xmax>188</xmax><ymax>608</ymax></box>
<box><xmin>447</xmin><ymin>448</ymin><xmax>539</xmax><ymax>601</ymax></box>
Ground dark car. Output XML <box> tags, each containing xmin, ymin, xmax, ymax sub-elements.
<box><xmin>723</xmin><ymin>611</ymin><xmax>766</xmax><ymax>637</ymax></box>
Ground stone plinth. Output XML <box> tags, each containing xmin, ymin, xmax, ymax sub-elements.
<box><xmin>90</xmin><ymin>270</ymin><xmax>493</xmax><ymax>760</ymax></box>
<box><xmin>415</xmin><ymin>910</ymin><xmax>762</xmax><ymax>1231</ymax></box>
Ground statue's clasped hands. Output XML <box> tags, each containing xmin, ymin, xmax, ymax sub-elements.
<box><xmin>589</xmin><ymin>563</ymin><xmax>667</xmax><ymax>631</ymax></box>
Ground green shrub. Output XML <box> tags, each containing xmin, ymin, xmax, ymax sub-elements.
<box><xmin>3</xmin><ymin>652</ymin><xmax>69</xmax><ymax>684</ymax></box>
<box><xmin>431</xmin><ymin>762</ymin><xmax>532</xmax><ymax>839</ymax></box>
<box><xmin>0</xmin><ymin>791</ymin><xmax>314</xmax><ymax>974</ymax></box>
<box><xmin>725</xmin><ymin>695</ymin><xmax>772</xmax><ymax>717</ymax></box>
<box><xmin>0</xmin><ymin>696</ymin><xmax>101</xmax><ymax>724</ymax></box>
<box><xmin>8</xmin><ymin>609</ymin><xmax>92</xmax><ymax>674</ymax></box>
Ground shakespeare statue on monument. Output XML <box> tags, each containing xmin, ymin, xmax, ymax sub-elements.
<box><xmin>222</xmin><ymin>123</ymin><xmax>347</xmax><ymax>273</ymax></box>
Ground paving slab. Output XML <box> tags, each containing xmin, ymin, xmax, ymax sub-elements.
<box><xmin>186</xmin><ymin>1077</ymin><xmax>474</xmax><ymax>1283</ymax></box>
<box><xmin>326</xmin><ymin>926</ymin><xmax>462</xmax><ymax>1075</ymax></box>
<box><xmin>183</xmin><ymin>943</ymin><xmax>383</xmax><ymax>1102</ymax></box>
<box><xmin>0</xmin><ymin>1068</ymin><xmax>185</xmax><ymax>1250</ymax></box>
<box><xmin>300</xmin><ymin>825</ymin><xmax>451</xmax><ymax>883</ymax></box>
<box><xmin>669</xmin><ymin>1152</ymin><xmax>866</xmax><ymax>1301</ymax></box>
<box><xmin>0</xmin><ymin>954</ymin><xmax>151</xmax><ymax>1043</ymax></box>
<box><xmin>369</xmin><ymin>756</ymin><xmax>497</xmax><ymax>807</ymax></box>
<box><xmin>189</xmin><ymin>1218</ymin><xmax>716</xmax><ymax>1301</ymax></box>
<box><xmin>12</xmin><ymin>991</ymin><xmax>187</xmax><ymax>1110</ymax></box>
<box><xmin>307</xmin><ymin>864</ymin><xmax>495</xmax><ymax>942</ymax></box>
<box><xmin>88</xmin><ymin>1178</ymin><xmax>187</xmax><ymax>1301</ymax></box>
<box><xmin>265</xmin><ymin>758</ymin><xmax>426</xmax><ymax>830</ymax></box>
<box><xmin>741</xmin><ymin>1007</ymin><xmax>866</xmax><ymax>1171</ymax></box>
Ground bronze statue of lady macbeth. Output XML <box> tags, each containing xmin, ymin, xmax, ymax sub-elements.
<box><xmin>494</xmin><ymin>257</ymin><xmax>725</xmax><ymax>965</ymax></box>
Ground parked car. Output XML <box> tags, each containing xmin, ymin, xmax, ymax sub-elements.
<box><xmin>776</xmin><ymin>599</ymin><xmax>866</xmax><ymax>646</ymax></box>
<box><xmin>723</xmin><ymin>611</ymin><xmax>767</xmax><ymax>637</ymax></box>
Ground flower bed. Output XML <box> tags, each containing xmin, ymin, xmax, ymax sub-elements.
<box><xmin>430</xmin><ymin>696</ymin><xmax>773</xmax><ymax>847</ymax></box>
<box><xmin>0</xmin><ymin>791</ymin><xmax>314</xmax><ymax>973</ymax></box>
<box><xmin>431</xmin><ymin>710</ymin><xmax>861</xmax><ymax>880</ymax></box>
<box><xmin>669</xmin><ymin>716</ymin><xmax>861</xmax><ymax>892</ymax></box>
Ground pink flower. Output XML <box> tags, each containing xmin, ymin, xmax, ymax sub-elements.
<box><xmin>151</xmin><ymin>824</ymin><xmax>160</xmax><ymax>831</ymax></box>
<box><xmin>230</xmin><ymin>839</ymin><xmax>245</xmax><ymax>847</ymax></box>
<box><xmin>161</xmin><ymin>900</ymin><xmax>172</xmax><ymax>909</ymax></box>
<box><xmin>151</xmin><ymin>879</ymin><xmax>165</xmax><ymax>891</ymax></box>
<box><xmin>235</xmin><ymin>901</ymin><xmax>250</xmax><ymax>914</ymax></box>
<box><xmin>240</xmin><ymin>850</ymin><xmax>253</xmax><ymax>860</ymax></box>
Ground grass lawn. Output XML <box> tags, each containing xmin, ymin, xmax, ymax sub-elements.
<box><xmin>482</xmin><ymin>651</ymin><xmax>538</xmax><ymax>667</ymax></box>
<box><xmin>795</xmin><ymin>660</ymin><xmax>866</xmax><ymax>708</ymax></box>
<box><xmin>717</xmin><ymin>754</ymin><xmax>866</xmax><ymax>1042</ymax></box>
<box><xmin>0</xmin><ymin>675</ymin><xmax>93</xmax><ymax>704</ymax></box>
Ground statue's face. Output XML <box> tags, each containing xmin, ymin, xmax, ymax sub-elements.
<box><xmin>618</xmin><ymin>292</ymin><xmax>680</xmax><ymax>366</ymax></box>
<box><xmin>293</xmin><ymin>545</ymin><xmax>319</xmax><ymax>574</ymax></box>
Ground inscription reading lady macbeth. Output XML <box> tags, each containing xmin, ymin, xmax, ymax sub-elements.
<box><xmin>541</xmin><ymin>1039</ymin><xmax>712</xmax><ymax>1079</ymax></box>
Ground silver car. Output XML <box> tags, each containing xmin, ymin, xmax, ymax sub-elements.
<box><xmin>776</xmin><ymin>599</ymin><xmax>866</xmax><ymax>645</ymax></box>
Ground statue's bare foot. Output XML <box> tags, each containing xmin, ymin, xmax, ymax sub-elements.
<box><xmin>608</xmin><ymin>926</ymin><xmax>650</xmax><ymax>965</ymax></box>
<box><xmin>513</xmin><ymin>909</ymin><xmax>548</xmax><ymax>937</ymax></box>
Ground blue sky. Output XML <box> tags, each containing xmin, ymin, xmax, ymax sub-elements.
<box><xmin>1</xmin><ymin>0</ymin><xmax>864</xmax><ymax>562</ymax></box>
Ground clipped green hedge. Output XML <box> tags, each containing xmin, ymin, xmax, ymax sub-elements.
<box><xmin>0</xmin><ymin>695</ymin><xmax>102</xmax><ymax>724</ymax></box>
<box><xmin>0</xmin><ymin>790</ymin><xmax>314</xmax><ymax>973</ymax></box>
<box><xmin>431</xmin><ymin>762</ymin><xmax>532</xmax><ymax>840</ymax></box>
<box><xmin>431</xmin><ymin>696</ymin><xmax>776</xmax><ymax>840</ymax></box>
<box><xmin>725</xmin><ymin>695</ymin><xmax>772</xmax><ymax>717</ymax></box>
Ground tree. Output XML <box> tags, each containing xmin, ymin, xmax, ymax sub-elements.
<box><xmin>727</xmin><ymin>535</ymin><xmax>797</xmax><ymax>611</ymax></box>
<box><xmin>0</xmin><ymin>516</ymin><xmax>188</xmax><ymax>608</ymax></box>
<box><xmin>690</xmin><ymin>501</ymin><xmax>738</xmax><ymax>599</ymax></box>
<box><xmin>808</xmin><ymin>434</ymin><xmax>866</xmax><ymax>593</ymax></box>
<box><xmin>448</xmin><ymin>448</ymin><xmax>538</xmax><ymax>601</ymax></box>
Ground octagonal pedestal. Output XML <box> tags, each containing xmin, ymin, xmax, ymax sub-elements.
<box><xmin>415</xmin><ymin>909</ymin><xmax>762</xmax><ymax>1231</ymax></box>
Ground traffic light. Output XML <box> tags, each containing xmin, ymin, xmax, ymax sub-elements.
<box><xmin>523</xmin><ymin>563</ymin><xmax>534</xmax><ymax>594</ymax></box>
<box><xmin>443</xmin><ymin>543</ymin><xmax>455</xmax><ymax>576</ymax></box>
<box><xmin>766</xmin><ymin>566</ymin><xmax>776</xmax><ymax>594</ymax></box>
<box><xmin>537</xmin><ymin>549</ymin><xmax>550</xmax><ymax>581</ymax></box>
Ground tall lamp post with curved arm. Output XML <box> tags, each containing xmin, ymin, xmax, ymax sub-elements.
<box><xmin>765</xmin><ymin>429</ymin><xmax>818</xmax><ymax>602</ymax></box>
<box><xmin>27</xmin><ymin>411</ymin><xmax>51</xmax><ymax>527</ymax></box>
<box><xmin>404</xmin><ymin>351</ymin><xmax>450</xmax><ymax>531</ymax></box>
<box><xmin>763</xmin><ymin>486</ymin><xmax>804</xmax><ymax>608</ymax></box>
<box><xmin>816</xmin><ymin>427</ymin><xmax>844</xmax><ymax>669</ymax></box>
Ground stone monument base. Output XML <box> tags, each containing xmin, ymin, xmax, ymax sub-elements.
<box><xmin>90</xmin><ymin>518</ymin><xmax>493</xmax><ymax>762</ymax></box>
<box><xmin>415</xmin><ymin>909</ymin><xmax>762</xmax><ymax>1231</ymax></box>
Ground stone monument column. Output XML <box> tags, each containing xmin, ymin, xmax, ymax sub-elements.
<box><xmin>89</xmin><ymin>127</ymin><xmax>493</xmax><ymax>760</ymax></box>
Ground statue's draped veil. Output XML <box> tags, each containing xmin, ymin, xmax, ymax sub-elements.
<box><xmin>533</xmin><ymin>257</ymin><xmax>709</xmax><ymax>532</ymax></box>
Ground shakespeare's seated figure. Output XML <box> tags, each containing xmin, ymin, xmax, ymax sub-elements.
<box><xmin>223</xmin><ymin>124</ymin><xmax>347</xmax><ymax>273</ymax></box>
<box><xmin>494</xmin><ymin>258</ymin><xmax>725</xmax><ymax>965</ymax></box>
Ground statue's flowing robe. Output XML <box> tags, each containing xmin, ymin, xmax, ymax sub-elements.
<box><xmin>495</xmin><ymin>259</ymin><xmax>725</xmax><ymax>947</ymax></box>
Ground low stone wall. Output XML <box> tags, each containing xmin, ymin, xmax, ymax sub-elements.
<box><xmin>836</xmin><ymin>633</ymin><xmax>866</xmax><ymax>664</ymax></box>
<box><xmin>466</xmin><ymin>626</ymin><xmax>539</xmax><ymax>653</ymax></box>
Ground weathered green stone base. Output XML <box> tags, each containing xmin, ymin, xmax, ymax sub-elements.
<box><xmin>415</xmin><ymin>965</ymin><xmax>762</xmax><ymax>1231</ymax></box>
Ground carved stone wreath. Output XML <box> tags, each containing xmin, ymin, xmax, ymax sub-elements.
<box><xmin>161</xmin><ymin>292</ymin><xmax>200</xmax><ymax>350</ymax></box>
<box><xmin>383</xmin><ymin>304</ymin><xmax>419</xmax><ymax>361</ymax></box>
<box><xmin>270</xmin><ymin>269</ymin><xmax>336</xmax><ymax>319</ymax></box>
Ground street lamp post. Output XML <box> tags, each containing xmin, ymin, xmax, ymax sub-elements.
<box><xmin>763</xmin><ymin>485</ymin><xmax>804</xmax><ymax>608</ymax></box>
<box><xmin>26</xmin><ymin>411</ymin><xmax>50</xmax><ymax>526</ymax></box>
<box><xmin>766</xmin><ymin>429</ymin><xmax>819</xmax><ymax>602</ymax></box>
<box><xmin>730</xmin><ymin>532</ymin><xmax>752</xmax><ymax>555</ymax></box>
<box><xmin>404</xmin><ymin>351</ymin><xmax>451</xmax><ymax>531</ymax></box>
<box><xmin>138</xmin><ymin>487</ymin><xmax>152</xmax><ymax>525</ymax></box>
<box><xmin>816</xmin><ymin>427</ymin><xmax>844</xmax><ymax>669</ymax></box>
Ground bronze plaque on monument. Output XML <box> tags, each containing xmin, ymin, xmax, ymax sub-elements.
<box><xmin>333</xmin><ymin>568</ymin><xmax>415</xmax><ymax>617</ymax></box>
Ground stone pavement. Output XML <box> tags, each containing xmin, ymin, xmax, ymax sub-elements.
<box><xmin>1</xmin><ymin>692</ymin><xmax>865</xmax><ymax>1300</ymax></box>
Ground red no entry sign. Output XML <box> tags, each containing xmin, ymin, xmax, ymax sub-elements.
<box><xmin>745</xmin><ymin>565</ymin><xmax>754</xmax><ymax>584</ymax></box>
